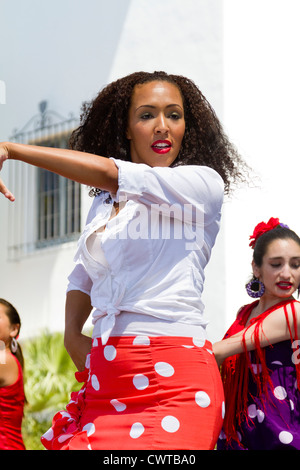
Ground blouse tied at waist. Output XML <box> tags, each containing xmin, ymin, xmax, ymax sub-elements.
<box><xmin>92</xmin><ymin>279</ymin><xmax>126</xmax><ymax>345</ymax></box>
<box><xmin>67</xmin><ymin>160</ymin><xmax>225</xmax><ymax>345</ymax></box>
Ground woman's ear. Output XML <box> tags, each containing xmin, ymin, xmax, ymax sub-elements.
<box><xmin>9</xmin><ymin>323</ymin><xmax>19</xmax><ymax>340</ymax></box>
<box><xmin>252</xmin><ymin>260</ymin><xmax>261</xmax><ymax>279</ymax></box>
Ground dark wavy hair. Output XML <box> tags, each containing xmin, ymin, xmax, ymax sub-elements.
<box><xmin>69</xmin><ymin>71</ymin><xmax>249</xmax><ymax>194</ymax></box>
<box><xmin>253</xmin><ymin>225</ymin><xmax>300</xmax><ymax>267</ymax></box>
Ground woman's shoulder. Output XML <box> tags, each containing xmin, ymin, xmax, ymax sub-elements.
<box><xmin>173</xmin><ymin>164</ymin><xmax>224</xmax><ymax>184</ymax></box>
<box><xmin>0</xmin><ymin>351</ymin><xmax>20</xmax><ymax>388</ymax></box>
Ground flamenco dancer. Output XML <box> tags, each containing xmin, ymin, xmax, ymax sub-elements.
<box><xmin>214</xmin><ymin>217</ymin><xmax>300</xmax><ymax>450</ymax></box>
<box><xmin>0</xmin><ymin>71</ymin><xmax>247</xmax><ymax>449</ymax></box>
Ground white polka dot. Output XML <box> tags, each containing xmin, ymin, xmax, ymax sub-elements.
<box><xmin>133</xmin><ymin>374</ymin><xmax>149</xmax><ymax>390</ymax></box>
<box><xmin>195</xmin><ymin>391</ymin><xmax>211</xmax><ymax>408</ymax></box>
<box><xmin>182</xmin><ymin>345</ymin><xmax>194</xmax><ymax>349</ymax></box>
<box><xmin>248</xmin><ymin>404</ymin><xmax>265</xmax><ymax>422</ymax></box>
<box><xmin>83</xmin><ymin>422</ymin><xmax>96</xmax><ymax>437</ymax></box>
<box><xmin>154</xmin><ymin>362</ymin><xmax>174</xmax><ymax>377</ymax></box>
<box><xmin>271</xmin><ymin>360</ymin><xmax>282</xmax><ymax>366</ymax></box>
<box><xmin>219</xmin><ymin>429</ymin><xmax>226</xmax><ymax>440</ymax></box>
<box><xmin>290</xmin><ymin>399</ymin><xmax>295</xmax><ymax>411</ymax></box>
<box><xmin>206</xmin><ymin>348</ymin><xmax>214</xmax><ymax>355</ymax></box>
<box><xmin>110</xmin><ymin>399</ymin><xmax>127</xmax><ymax>412</ymax></box>
<box><xmin>58</xmin><ymin>433</ymin><xmax>73</xmax><ymax>443</ymax></box>
<box><xmin>248</xmin><ymin>404</ymin><xmax>257</xmax><ymax>419</ymax></box>
<box><xmin>104</xmin><ymin>345</ymin><xmax>117</xmax><ymax>361</ymax></box>
<box><xmin>251</xmin><ymin>363</ymin><xmax>262</xmax><ymax>374</ymax></box>
<box><xmin>91</xmin><ymin>374</ymin><xmax>100</xmax><ymax>391</ymax></box>
<box><xmin>43</xmin><ymin>428</ymin><xmax>54</xmax><ymax>441</ymax></box>
<box><xmin>133</xmin><ymin>335</ymin><xmax>150</xmax><ymax>345</ymax></box>
<box><xmin>279</xmin><ymin>431</ymin><xmax>293</xmax><ymax>444</ymax></box>
<box><xmin>222</xmin><ymin>401</ymin><xmax>226</xmax><ymax>419</ymax></box>
<box><xmin>85</xmin><ymin>354</ymin><xmax>91</xmax><ymax>369</ymax></box>
<box><xmin>257</xmin><ymin>410</ymin><xmax>265</xmax><ymax>423</ymax></box>
<box><xmin>161</xmin><ymin>415</ymin><xmax>180</xmax><ymax>433</ymax></box>
<box><xmin>130</xmin><ymin>422</ymin><xmax>144</xmax><ymax>439</ymax></box>
<box><xmin>274</xmin><ymin>386</ymin><xmax>287</xmax><ymax>400</ymax></box>
<box><xmin>92</xmin><ymin>338</ymin><xmax>98</xmax><ymax>347</ymax></box>
<box><xmin>193</xmin><ymin>337</ymin><xmax>205</xmax><ymax>347</ymax></box>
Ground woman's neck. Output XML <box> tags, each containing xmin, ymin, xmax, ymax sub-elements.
<box><xmin>252</xmin><ymin>294</ymin><xmax>295</xmax><ymax>317</ymax></box>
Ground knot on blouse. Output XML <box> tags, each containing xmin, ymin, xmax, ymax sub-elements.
<box><xmin>98</xmin><ymin>282</ymin><xmax>126</xmax><ymax>345</ymax></box>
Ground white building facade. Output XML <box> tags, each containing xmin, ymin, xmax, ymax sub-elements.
<box><xmin>0</xmin><ymin>0</ymin><xmax>300</xmax><ymax>342</ymax></box>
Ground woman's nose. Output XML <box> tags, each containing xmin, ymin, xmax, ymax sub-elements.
<box><xmin>154</xmin><ymin>114</ymin><xmax>169</xmax><ymax>134</ymax></box>
<box><xmin>280</xmin><ymin>264</ymin><xmax>292</xmax><ymax>279</ymax></box>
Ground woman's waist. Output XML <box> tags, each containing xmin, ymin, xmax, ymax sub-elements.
<box><xmin>92</xmin><ymin>311</ymin><xmax>207</xmax><ymax>341</ymax></box>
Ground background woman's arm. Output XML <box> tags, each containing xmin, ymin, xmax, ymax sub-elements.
<box><xmin>213</xmin><ymin>302</ymin><xmax>300</xmax><ymax>366</ymax></box>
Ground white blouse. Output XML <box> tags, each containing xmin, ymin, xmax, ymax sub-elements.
<box><xmin>67</xmin><ymin>158</ymin><xmax>224</xmax><ymax>345</ymax></box>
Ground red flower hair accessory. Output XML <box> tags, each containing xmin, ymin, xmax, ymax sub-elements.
<box><xmin>249</xmin><ymin>217</ymin><xmax>289</xmax><ymax>248</ymax></box>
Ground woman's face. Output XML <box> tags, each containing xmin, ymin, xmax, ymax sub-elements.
<box><xmin>0</xmin><ymin>304</ymin><xmax>17</xmax><ymax>346</ymax></box>
<box><xmin>127</xmin><ymin>80</ymin><xmax>185</xmax><ymax>167</ymax></box>
<box><xmin>253</xmin><ymin>238</ymin><xmax>300</xmax><ymax>299</ymax></box>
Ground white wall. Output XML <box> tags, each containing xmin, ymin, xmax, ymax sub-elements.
<box><xmin>222</xmin><ymin>0</ymin><xmax>300</xmax><ymax>332</ymax></box>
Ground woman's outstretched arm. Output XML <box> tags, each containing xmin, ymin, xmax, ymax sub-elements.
<box><xmin>0</xmin><ymin>141</ymin><xmax>119</xmax><ymax>200</ymax></box>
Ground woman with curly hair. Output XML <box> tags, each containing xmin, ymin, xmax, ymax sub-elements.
<box><xmin>0</xmin><ymin>71</ymin><xmax>247</xmax><ymax>450</ymax></box>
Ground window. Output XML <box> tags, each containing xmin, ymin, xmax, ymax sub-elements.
<box><xmin>34</xmin><ymin>137</ymin><xmax>81</xmax><ymax>247</ymax></box>
<box><xmin>7</xmin><ymin>104</ymin><xmax>81</xmax><ymax>259</ymax></box>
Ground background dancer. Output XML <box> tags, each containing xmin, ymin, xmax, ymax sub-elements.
<box><xmin>0</xmin><ymin>298</ymin><xmax>26</xmax><ymax>450</ymax></box>
<box><xmin>214</xmin><ymin>218</ymin><xmax>300</xmax><ymax>450</ymax></box>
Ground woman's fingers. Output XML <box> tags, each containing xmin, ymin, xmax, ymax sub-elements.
<box><xmin>0</xmin><ymin>178</ymin><xmax>15</xmax><ymax>201</ymax></box>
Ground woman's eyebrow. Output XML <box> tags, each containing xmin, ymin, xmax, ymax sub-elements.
<box><xmin>136</xmin><ymin>104</ymin><xmax>183</xmax><ymax>111</ymax></box>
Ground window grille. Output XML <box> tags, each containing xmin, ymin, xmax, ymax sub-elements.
<box><xmin>7</xmin><ymin>102</ymin><xmax>81</xmax><ymax>260</ymax></box>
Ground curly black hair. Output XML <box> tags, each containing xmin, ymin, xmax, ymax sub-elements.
<box><xmin>69</xmin><ymin>71</ymin><xmax>249</xmax><ymax>194</ymax></box>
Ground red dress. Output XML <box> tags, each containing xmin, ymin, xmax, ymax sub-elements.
<box><xmin>0</xmin><ymin>353</ymin><xmax>26</xmax><ymax>450</ymax></box>
<box><xmin>42</xmin><ymin>336</ymin><xmax>224</xmax><ymax>450</ymax></box>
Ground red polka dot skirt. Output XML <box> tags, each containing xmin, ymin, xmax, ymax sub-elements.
<box><xmin>41</xmin><ymin>336</ymin><xmax>224</xmax><ymax>450</ymax></box>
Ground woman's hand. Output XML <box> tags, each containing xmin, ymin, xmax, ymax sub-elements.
<box><xmin>0</xmin><ymin>178</ymin><xmax>15</xmax><ymax>201</ymax></box>
<box><xmin>212</xmin><ymin>341</ymin><xmax>225</xmax><ymax>367</ymax></box>
<box><xmin>0</xmin><ymin>142</ymin><xmax>14</xmax><ymax>201</ymax></box>
<box><xmin>0</xmin><ymin>142</ymin><xmax>9</xmax><ymax>169</ymax></box>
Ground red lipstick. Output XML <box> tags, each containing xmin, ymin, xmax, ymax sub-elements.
<box><xmin>151</xmin><ymin>140</ymin><xmax>171</xmax><ymax>154</ymax></box>
<box><xmin>276</xmin><ymin>282</ymin><xmax>293</xmax><ymax>290</ymax></box>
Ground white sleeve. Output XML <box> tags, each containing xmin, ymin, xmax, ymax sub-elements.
<box><xmin>110</xmin><ymin>158</ymin><xmax>224</xmax><ymax>225</ymax></box>
<box><xmin>66</xmin><ymin>263</ymin><xmax>93</xmax><ymax>295</ymax></box>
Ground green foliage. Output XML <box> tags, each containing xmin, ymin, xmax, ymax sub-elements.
<box><xmin>21</xmin><ymin>330</ymin><xmax>81</xmax><ymax>450</ymax></box>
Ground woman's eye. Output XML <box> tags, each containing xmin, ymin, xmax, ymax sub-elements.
<box><xmin>140</xmin><ymin>113</ymin><xmax>153</xmax><ymax>120</ymax></box>
<box><xmin>169</xmin><ymin>113</ymin><xmax>181</xmax><ymax>120</ymax></box>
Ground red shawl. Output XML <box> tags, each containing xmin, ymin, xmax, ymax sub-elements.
<box><xmin>221</xmin><ymin>298</ymin><xmax>300</xmax><ymax>446</ymax></box>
